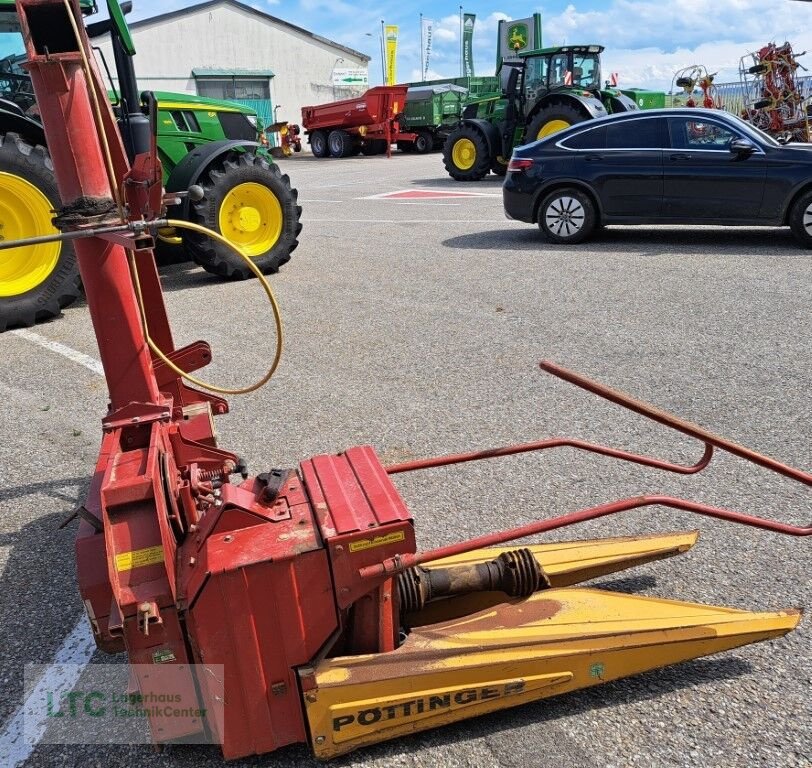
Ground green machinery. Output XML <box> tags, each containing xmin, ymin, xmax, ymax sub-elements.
<box><xmin>0</xmin><ymin>0</ymin><xmax>301</xmax><ymax>330</ymax></box>
<box><xmin>443</xmin><ymin>45</ymin><xmax>638</xmax><ymax>181</ymax></box>
<box><xmin>398</xmin><ymin>83</ymin><xmax>470</xmax><ymax>153</ymax></box>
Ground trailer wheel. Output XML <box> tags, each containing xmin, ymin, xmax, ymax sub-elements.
<box><xmin>328</xmin><ymin>130</ymin><xmax>354</xmax><ymax>158</ymax></box>
<box><xmin>397</xmin><ymin>140</ymin><xmax>414</xmax><ymax>153</ymax></box>
<box><xmin>0</xmin><ymin>132</ymin><xmax>81</xmax><ymax>331</ymax></box>
<box><xmin>310</xmin><ymin>130</ymin><xmax>329</xmax><ymax>158</ymax></box>
<box><xmin>526</xmin><ymin>104</ymin><xmax>589</xmax><ymax>141</ymax></box>
<box><xmin>443</xmin><ymin>125</ymin><xmax>491</xmax><ymax>181</ymax></box>
<box><xmin>413</xmin><ymin>131</ymin><xmax>432</xmax><ymax>153</ymax></box>
<box><xmin>185</xmin><ymin>151</ymin><xmax>302</xmax><ymax>279</ymax></box>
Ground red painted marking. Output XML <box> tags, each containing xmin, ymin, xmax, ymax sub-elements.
<box><xmin>378</xmin><ymin>190</ymin><xmax>487</xmax><ymax>199</ymax></box>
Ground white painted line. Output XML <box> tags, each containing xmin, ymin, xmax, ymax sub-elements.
<box><xmin>11</xmin><ymin>329</ymin><xmax>103</xmax><ymax>376</ymax></box>
<box><xmin>1</xmin><ymin>329</ymin><xmax>104</xmax><ymax>765</ymax></box>
<box><xmin>360</xmin><ymin>188</ymin><xmax>503</xmax><ymax>200</ymax></box>
<box><xmin>304</xmin><ymin>218</ymin><xmax>524</xmax><ymax>224</ymax></box>
<box><xmin>0</xmin><ymin>620</ymin><xmax>95</xmax><ymax>767</ymax></box>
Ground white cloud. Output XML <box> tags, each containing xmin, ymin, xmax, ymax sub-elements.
<box><xmin>542</xmin><ymin>0</ymin><xmax>812</xmax><ymax>56</ymax></box>
<box><xmin>539</xmin><ymin>0</ymin><xmax>812</xmax><ymax>89</ymax></box>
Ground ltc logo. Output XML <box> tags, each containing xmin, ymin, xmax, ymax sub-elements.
<box><xmin>508</xmin><ymin>22</ymin><xmax>529</xmax><ymax>51</ymax></box>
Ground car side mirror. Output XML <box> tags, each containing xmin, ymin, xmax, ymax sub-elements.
<box><xmin>729</xmin><ymin>137</ymin><xmax>756</xmax><ymax>157</ymax></box>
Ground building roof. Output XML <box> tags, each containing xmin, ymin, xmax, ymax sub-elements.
<box><xmin>127</xmin><ymin>0</ymin><xmax>370</xmax><ymax>62</ymax></box>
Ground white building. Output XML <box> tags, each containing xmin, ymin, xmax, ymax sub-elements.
<box><xmin>95</xmin><ymin>0</ymin><xmax>369</xmax><ymax>131</ymax></box>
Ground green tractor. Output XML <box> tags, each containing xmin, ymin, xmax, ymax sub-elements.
<box><xmin>0</xmin><ymin>0</ymin><xmax>301</xmax><ymax>330</ymax></box>
<box><xmin>443</xmin><ymin>45</ymin><xmax>637</xmax><ymax>181</ymax></box>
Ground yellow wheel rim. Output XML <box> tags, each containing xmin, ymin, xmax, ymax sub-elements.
<box><xmin>452</xmin><ymin>138</ymin><xmax>477</xmax><ymax>170</ymax></box>
<box><xmin>0</xmin><ymin>171</ymin><xmax>61</xmax><ymax>297</ymax></box>
<box><xmin>538</xmin><ymin>119</ymin><xmax>571</xmax><ymax>139</ymax></box>
<box><xmin>218</xmin><ymin>182</ymin><xmax>283</xmax><ymax>258</ymax></box>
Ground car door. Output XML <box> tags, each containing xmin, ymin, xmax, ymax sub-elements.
<box><xmin>562</xmin><ymin>117</ymin><xmax>665</xmax><ymax>218</ymax></box>
<box><xmin>664</xmin><ymin>116</ymin><xmax>767</xmax><ymax>220</ymax></box>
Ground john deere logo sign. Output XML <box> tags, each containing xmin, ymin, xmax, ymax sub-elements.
<box><xmin>508</xmin><ymin>22</ymin><xmax>528</xmax><ymax>51</ymax></box>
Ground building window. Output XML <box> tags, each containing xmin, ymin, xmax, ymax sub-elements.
<box><xmin>195</xmin><ymin>77</ymin><xmax>271</xmax><ymax>102</ymax></box>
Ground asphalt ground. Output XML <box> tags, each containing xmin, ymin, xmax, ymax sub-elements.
<box><xmin>0</xmin><ymin>150</ymin><xmax>810</xmax><ymax>768</ymax></box>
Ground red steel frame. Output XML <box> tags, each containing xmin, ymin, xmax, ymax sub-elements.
<box><xmin>16</xmin><ymin>0</ymin><xmax>810</xmax><ymax>759</ymax></box>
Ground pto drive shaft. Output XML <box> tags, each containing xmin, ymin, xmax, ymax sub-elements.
<box><xmin>397</xmin><ymin>548</ymin><xmax>550</xmax><ymax>613</ymax></box>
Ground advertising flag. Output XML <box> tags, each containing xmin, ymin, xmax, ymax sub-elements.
<box><xmin>462</xmin><ymin>13</ymin><xmax>476</xmax><ymax>77</ymax></box>
<box><xmin>385</xmin><ymin>24</ymin><xmax>398</xmax><ymax>85</ymax></box>
<box><xmin>423</xmin><ymin>18</ymin><xmax>434</xmax><ymax>79</ymax></box>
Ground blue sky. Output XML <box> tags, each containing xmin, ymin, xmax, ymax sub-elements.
<box><xmin>70</xmin><ymin>0</ymin><xmax>812</xmax><ymax>90</ymax></box>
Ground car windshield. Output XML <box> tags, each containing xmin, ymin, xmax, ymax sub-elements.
<box><xmin>725</xmin><ymin>113</ymin><xmax>781</xmax><ymax>147</ymax></box>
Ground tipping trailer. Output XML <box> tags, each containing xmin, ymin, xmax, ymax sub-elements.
<box><xmin>301</xmin><ymin>85</ymin><xmax>414</xmax><ymax>157</ymax></box>
<box><xmin>398</xmin><ymin>83</ymin><xmax>470</xmax><ymax>153</ymax></box>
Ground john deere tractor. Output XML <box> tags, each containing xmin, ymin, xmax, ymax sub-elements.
<box><xmin>0</xmin><ymin>0</ymin><xmax>301</xmax><ymax>330</ymax></box>
<box><xmin>443</xmin><ymin>45</ymin><xmax>637</xmax><ymax>181</ymax></box>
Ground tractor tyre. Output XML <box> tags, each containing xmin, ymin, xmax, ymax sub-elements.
<box><xmin>310</xmin><ymin>130</ymin><xmax>329</xmax><ymax>158</ymax></box>
<box><xmin>443</xmin><ymin>125</ymin><xmax>491</xmax><ymax>181</ymax></box>
<box><xmin>413</xmin><ymin>131</ymin><xmax>432</xmax><ymax>154</ymax></box>
<box><xmin>184</xmin><ymin>151</ymin><xmax>302</xmax><ymax>279</ymax></box>
<box><xmin>0</xmin><ymin>133</ymin><xmax>81</xmax><ymax>331</ymax></box>
<box><xmin>526</xmin><ymin>104</ymin><xmax>589</xmax><ymax>142</ymax></box>
<box><xmin>491</xmin><ymin>157</ymin><xmax>508</xmax><ymax>176</ymax></box>
<box><xmin>328</xmin><ymin>130</ymin><xmax>354</xmax><ymax>158</ymax></box>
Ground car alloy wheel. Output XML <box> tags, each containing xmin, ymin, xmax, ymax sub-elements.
<box><xmin>537</xmin><ymin>187</ymin><xmax>597</xmax><ymax>245</ymax></box>
<box><xmin>804</xmin><ymin>202</ymin><xmax>812</xmax><ymax>236</ymax></box>
<box><xmin>544</xmin><ymin>195</ymin><xmax>585</xmax><ymax>238</ymax></box>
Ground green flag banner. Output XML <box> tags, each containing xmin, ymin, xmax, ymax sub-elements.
<box><xmin>462</xmin><ymin>13</ymin><xmax>475</xmax><ymax>77</ymax></box>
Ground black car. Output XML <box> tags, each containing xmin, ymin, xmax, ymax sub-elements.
<box><xmin>503</xmin><ymin>108</ymin><xmax>812</xmax><ymax>246</ymax></box>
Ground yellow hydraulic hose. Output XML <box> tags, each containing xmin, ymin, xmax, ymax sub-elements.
<box><xmin>129</xmin><ymin>219</ymin><xmax>283</xmax><ymax>395</ymax></box>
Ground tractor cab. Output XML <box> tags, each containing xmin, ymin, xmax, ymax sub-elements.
<box><xmin>520</xmin><ymin>45</ymin><xmax>605</xmax><ymax>104</ymax></box>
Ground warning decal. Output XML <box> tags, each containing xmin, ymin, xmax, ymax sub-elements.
<box><xmin>348</xmin><ymin>531</ymin><xmax>406</xmax><ymax>553</ymax></box>
<box><xmin>115</xmin><ymin>545</ymin><xmax>165</xmax><ymax>572</ymax></box>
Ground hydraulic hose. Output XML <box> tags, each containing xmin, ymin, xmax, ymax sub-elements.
<box><xmin>129</xmin><ymin>219</ymin><xmax>284</xmax><ymax>395</ymax></box>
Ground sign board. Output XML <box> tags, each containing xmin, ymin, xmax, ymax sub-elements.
<box><xmin>497</xmin><ymin>14</ymin><xmax>543</xmax><ymax>67</ymax></box>
<box><xmin>332</xmin><ymin>68</ymin><xmax>369</xmax><ymax>86</ymax></box>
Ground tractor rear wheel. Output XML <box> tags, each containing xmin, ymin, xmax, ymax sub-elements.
<box><xmin>443</xmin><ymin>125</ymin><xmax>491</xmax><ymax>181</ymax></box>
<box><xmin>328</xmin><ymin>130</ymin><xmax>355</xmax><ymax>158</ymax></box>
<box><xmin>526</xmin><ymin>104</ymin><xmax>589</xmax><ymax>142</ymax></box>
<box><xmin>310</xmin><ymin>130</ymin><xmax>329</xmax><ymax>158</ymax></box>
<box><xmin>0</xmin><ymin>133</ymin><xmax>81</xmax><ymax>331</ymax></box>
<box><xmin>184</xmin><ymin>151</ymin><xmax>302</xmax><ymax>279</ymax></box>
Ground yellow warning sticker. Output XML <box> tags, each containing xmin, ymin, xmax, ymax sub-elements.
<box><xmin>115</xmin><ymin>545</ymin><xmax>165</xmax><ymax>572</ymax></box>
<box><xmin>348</xmin><ymin>530</ymin><xmax>406</xmax><ymax>553</ymax></box>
